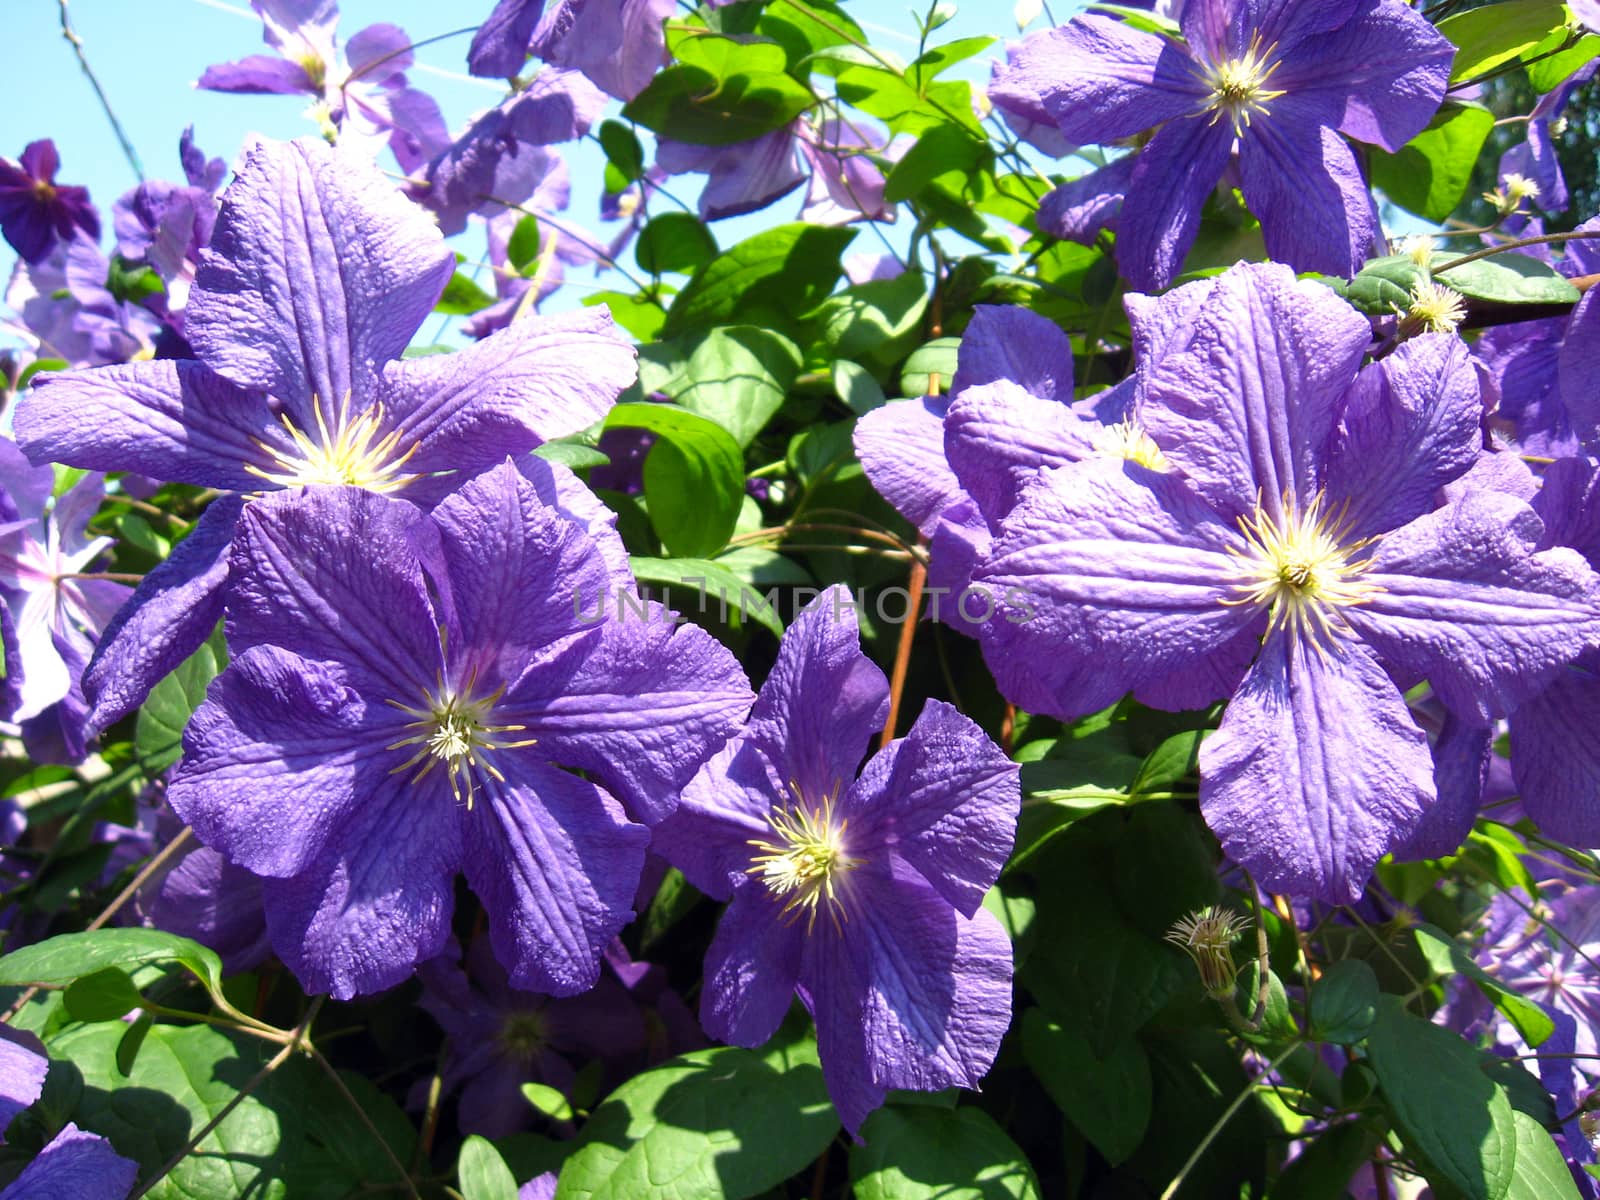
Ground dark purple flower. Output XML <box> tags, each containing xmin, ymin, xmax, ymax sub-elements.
<box><xmin>989</xmin><ymin>1</ymin><xmax>1453</xmax><ymax>288</ymax></box>
<box><xmin>0</xmin><ymin>142</ymin><xmax>100</xmax><ymax>265</ymax></box>
<box><xmin>653</xmin><ymin>587</ymin><xmax>1019</xmax><ymax>1133</ymax></box>
<box><xmin>167</xmin><ymin>462</ymin><xmax>752</xmax><ymax>999</ymax></box>
<box><xmin>0</xmin><ymin>439</ymin><xmax>129</xmax><ymax>761</ymax></box>
<box><xmin>199</xmin><ymin>0</ymin><xmax>449</xmax><ymax>172</ymax></box>
<box><xmin>971</xmin><ymin>263</ymin><xmax>1600</xmax><ymax>900</ymax></box>
<box><xmin>469</xmin><ymin>0</ymin><xmax>548</xmax><ymax>78</ymax></box>
<box><xmin>16</xmin><ymin>137</ymin><xmax>637</xmax><ymax>734</ymax></box>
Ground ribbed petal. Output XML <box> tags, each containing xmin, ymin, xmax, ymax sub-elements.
<box><xmin>16</xmin><ymin>360</ymin><xmax>276</xmax><ymax>491</ymax></box>
<box><xmin>468</xmin><ymin>0</ymin><xmax>545</xmax><ymax>76</ymax></box>
<box><xmin>463</xmin><ymin>755</ymin><xmax>648</xmax><ymax>996</ymax></box>
<box><xmin>1349</xmin><ymin>491</ymin><xmax>1600</xmax><ymax>722</ymax></box>
<box><xmin>1511</xmin><ymin>661</ymin><xmax>1600</xmax><ymax>846</ymax></box>
<box><xmin>854</xmin><ymin>396</ymin><xmax>960</xmax><ymax>537</ymax></box>
<box><xmin>700</xmin><ymin>884</ymin><xmax>804</xmax><ymax>1047</ymax></box>
<box><xmin>1324</xmin><ymin>333</ymin><xmax>1483</xmax><ymax>539</ymax></box>
<box><xmin>1201</xmin><ymin>632</ymin><xmax>1433</xmax><ymax>901</ymax></box>
<box><xmin>973</xmin><ymin>459</ymin><xmax>1256</xmax><ymax>720</ymax></box>
<box><xmin>1116</xmin><ymin>114</ymin><xmax>1236</xmax><ymax>292</ymax></box>
<box><xmin>197</xmin><ymin>54</ymin><xmax>315</xmax><ymax>94</ymax></box>
<box><xmin>988</xmin><ymin>17</ymin><xmax>1206</xmax><ymax>145</ymax></box>
<box><xmin>187</xmin><ymin>137</ymin><xmax>453</xmax><ymax>414</ymax></box>
<box><xmin>949</xmin><ymin>304</ymin><xmax>1075</xmax><ymax>400</ymax></box>
<box><xmin>1139</xmin><ymin>262</ymin><xmax>1371</xmax><ymax>521</ymax></box>
<box><xmin>1239</xmin><ymin>100</ymin><xmax>1378</xmax><ymax>279</ymax></box>
<box><xmin>1396</xmin><ymin>713</ymin><xmax>1492</xmax><ymax>861</ymax></box>
<box><xmin>2</xmin><ymin>1123</ymin><xmax>138</xmax><ymax>1200</ymax></box>
<box><xmin>651</xmin><ymin>734</ymin><xmax>783</xmax><ymax>899</ymax></box>
<box><xmin>944</xmin><ymin>380</ymin><xmax>1098</xmax><ymax>528</ymax></box>
<box><xmin>842</xmin><ymin>700</ymin><xmax>1018</xmax><ymax>918</ymax></box>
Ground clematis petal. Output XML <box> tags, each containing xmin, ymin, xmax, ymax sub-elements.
<box><xmin>17</xmin><ymin>360</ymin><xmax>277</xmax><ymax>491</ymax></box>
<box><xmin>1534</xmin><ymin>455</ymin><xmax>1600</xmax><ymax>562</ymax></box>
<box><xmin>469</xmin><ymin>0</ymin><xmax>544</xmax><ymax>77</ymax></box>
<box><xmin>1560</xmin><ymin>289</ymin><xmax>1600</xmax><ymax>447</ymax></box>
<box><xmin>381</xmin><ymin>307</ymin><xmax>635</xmax><ymax>474</ymax></box>
<box><xmin>1200</xmin><ymin>633</ymin><xmax>1433</xmax><ymax>901</ymax></box>
<box><xmin>949</xmin><ymin>304</ymin><xmax>1075</xmax><ymax>400</ymax></box>
<box><xmin>745</xmin><ymin>586</ymin><xmax>888</xmax><ymax>806</ymax></box>
<box><xmin>843</xmin><ymin>699</ymin><xmax>1019</xmax><ymax>917</ymax></box>
<box><xmin>1037</xmin><ymin>156</ymin><xmax>1133</xmax><ymax>245</ymax></box>
<box><xmin>2</xmin><ymin>1123</ymin><xmax>138</xmax><ymax>1200</ymax></box>
<box><xmin>854</xmin><ymin>395</ymin><xmax>959</xmax><ymax>537</ymax></box>
<box><xmin>498</xmin><ymin>604</ymin><xmax>753</xmax><ymax>826</ymax></box>
<box><xmin>1510</xmin><ymin>662</ymin><xmax>1600</xmax><ymax>847</ymax></box>
<box><xmin>260</xmin><ymin>769</ymin><xmax>462</xmax><ymax>1000</ymax></box>
<box><xmin>344</xmin><ymin>22</ymin><xmax>415</xmax><ymax>80</ymax></box>
<box><xmin>227</xmin><ymin>487</ymin><xmax>443</xmax><ymax>697</ymax></box>
<box><xmin>1324</xmin><ymin>333</ymin><xmax>1483</xmax><ymax>539</ymax></box>
<box><xmin>1398</xmin><ymin>713</ymin><xmax>1493</xmax><ymax>861</ymax></box>
<box><xmin>1238</xmin><ymin>103</ymin><xmax>1379</xmax><ymax>280</ymax></box>
<box><xmin>1115</xmin><ymin>115</ymin><xmax>1236</xmax><ymax>292</ymax></box>
<box><xmin>463</xmin><ymin>755</ymin><xmax>648</xmax><ymax>996</ymax></box>
<box><xmin>168</xmin><ymin>646</ymin><xmax>410</xmax><ymax>879</ymax></box>
<box><xmin>973</xmin><ymin>459</ymin><xmax>1254</xmax><ymax>720</ymax></box>
<box><xmin>187</xmin><ymin>137</ymin><xmax>453</xmax><ymax>413</ymax></box>
<box><xmin>944</xmin><ymin>380</ymin><xmax>1098</xmax><ymax>527</ymax></box>
<box><xmin>988</xmin><ymin>16</ymin><xmax>1207</xmax><ymax>145</ymax></box>
<box><xmin>1349</xmin><ymin>491</ymin><xmax>1600</xmax><ymax>722</ymax></box>
<box><xmin>197</xmin><ymin>54</ymin><xmax>315</xmax><ymax>94</ymax></box>
<box><xmin>1139</xmin><ymin>262</ymin><xmax>1372</xmax><ymax>520</ymax></box>
<box><xmin>701</xmin><ymin>884</ymin><xmax>805</xmax><ymax>1047</ymax></box>
<box><xmin>0</xmin><ymin>1027</ymin><xmax>46</xmax><ymax>1136</ymax></box>
<box><xmin>82</xmin><ymin>495</ymin><xmax>245</xmax><ymax>734</ymax></box>
<box><xmin>651</xmin><ymin>734</ymin><xmax>784</xmax><ymax>898</ymax></box>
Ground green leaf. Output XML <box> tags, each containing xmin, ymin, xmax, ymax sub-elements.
<box><xmin>584</xmin><ymin>290</ymin><xmax>668</xmax><ymax>341</ymax></box>
<box><xmin>116</xmin><ymin>1011</ymin><xmax>155</xmax><ymax>1077</ymax></box>
<box><xmin>460</xmin><ymin>1134</ymin><xmax>521</xmax><ymax>1200</ymax></box>
<box><xmin>629</xmin><ymin>556</ymin><xmax>784</xmax><ymax>636</ymax></box>
<box><xmin>1366</xmin><ymin>994</ymin><xmax>1518</xmax><ymax>1200</ymax></box>
<box><xmin>63</xmin><ymin>966</ymin><xmax>143</xmax><ymax>1023</ymax></box>
<box><xmin>835</xmin><ymin>65</ymin><xmax>984</xmax><ymax>137</ymax></box>
<box><xmin>135</xmin><ymin>630</ymin><xmax>224</xmax><ymax>773</ymax></box>
<box><xmin>638</xmin><ymin>866</ymin><xmax>702</xmax><ymax>952</ymax></box>
<box><xmin>435</xmin><ymin>270</ymin><xmax>497</xmax><ymax>315</ymax></box>
<box><xmin>850</xmin><ymin>1105</ymin><xmax>1042</xmax><ymax>1199</ymax></box>
<box><xmin>554</xmin><ymin>1040</ymin><xmax>838</xmax><ymax>1200</ymax></box>
<box><xmin>1526</xmin><ymin>28</ymin><xmax>1600</xmax><ymax>91</ymax></box>
<box><xmin>906</xmin><ymin>35</ymin><xmax>996</xmax><ymax>80</ymax></box>
<box><xmin>598</xmin><ymin>119</ymin><xmax>645</xmax><ymax>185</ymax></box>
<box><xmin>606</xmin><ymin>403</ymin><xmax>745</xmax><ymax>558</ymax></box>
<box><xmin>1506</xmin><ymin>1109</ymin><xmax>1583</xmax><ymax>1200</ymax></box>
<box><xmin>1129</xmin><ymin>729</ymin><xmax>1204</xmax><ymax>800</ymax></box>
<box><xmin>1433</xmin><ymin>251</ymin><xmax>1582</xmax><ymax>305</ymax></box>
<box><xmin>1414</xmin><ymin>923</ymin><xmax>1556</xmax><ymax>1047</ymax></box>
<box><xmin>1307</xmin><ymin>959</ymin><xmax>1379</xmax><ymax>1045</ymax></box>
<box><xmin>635</xmin><ymin>212</ymin><xmax>719</xmax><ymax>276</ymax></box>
<box><xmin>16</xmin><ymin>358</ymin><xmax>67</xmax><ymax>389</ymax></box>
<box><xmin>1370</xmin><ymin>103</ymin><xmax>1496</xmax><ymax>222</ymax></box>
<box><xmin>664</xmin><ymin>223</ymin><xmax>856</xmax><ymax>336</ymax></box>
<box><xmin>807</xmin><ymin>271</ymin><xmax>930</xmax><ymax>368</ymax></box>
<box><xmin>507</xmin><ymin>215</ymin><xmax>543</xmax><ymax>274</ymax></box>
<box><xmin>1336</xmin><ymin>255</ymin><xmax>1428</xmax><ymax>314</ymax></box>
<box><xmin>522</xmin><ymin>1083</ymin><xmax>576</xmax><ymax>1124</ymax></box>
<box><xmin>833</xmin><ymin>359</ymin><xmax>888</xmax><ymax>414</ymax></box>
<box><xmin>1020</xmin><ymin>1009</ymin><xmax>1150</xmax><ymax>1166</ymax></box>
<box><xmin>1010</xmin><ymin>731</ymin><xmax>1145</xmax><ymax>868</ymax></box>
<box><xmin>1439</xmin><ymin>0</ymin><xmax>1570</xmax><ymax>81</ymax></box>
<box><xmin>757</xmin><ymin>0</ymin><xmax>865</xmax><ymax>68</ymax></box>
<box><xmin>106</xmin><ymin>255</ymin><xmax>166</xmax><ymax>305</ymax></box>
<box><xmin>622</xmin><ymin>38</ymin><xmax>814</xmax><ymax>145</ymax></box>
<box><xmin>0</xmin><ymin>928</ymin><xmax>225</xmax><ymax>999</ymax></box>
<box><xmin>672</xmin><ymin>326</ymin><xmax>801</xmax><ymax>446</ymax></box>
<box><xmin>1270</xmin><ymin>1120</ymin><xmax>1385</xmax><ymax>1200</ymax></box>
<box><xmin>899</xmin><ymin>337</ymin><xmax>961</xmax><ymax>398</ymax></box>
<box><xmin>532</xmin><ymin>442</ymin><xmax>611</xmax><ymax>471</ymax></box>
<box><xmin>883</xmin><ymin>123</ymin><xmax>990</xmax><ymax>204</ymax></box>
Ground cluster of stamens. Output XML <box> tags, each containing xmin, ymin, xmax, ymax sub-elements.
<box><xmin>1091</xmin><ymin>418</ymin><xmax>1172</xmax><ymax>471</ymax></box>
<box><xmin>1224</xmin><ymin>492</ymin><xmax>1380</xmax><ymax>649</ymax></box>
<box><xmin>747</xmin><ymin>783</ymin><xmax>858</xmax><ymax>933</ymax></box>
<box><xmin>1201</xmin><ymin>35</ymin><xmax>1285</xmax><ymax>135</ymax></box>
<box><xmin>247</xmin><ymin>392</ymin><xmax>421</xmax><ymax>493</ymax></box>
<box><xmin>1166</xmin><ymin>906</ymin><xmax>1251</xmax><ymax>998</ymax></box>
<box><xmin>386</xmin><ymin>671</ymin><xmax>536</xmax><ymax>810</ymax></box>
<box><xmin>1403</xmin><ymin>280</ymin><xmax>1468</xmax><ymax>335</ymax></box>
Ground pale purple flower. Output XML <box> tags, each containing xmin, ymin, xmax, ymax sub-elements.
<box><xmin>0</xmin><ymin>439</ymin><xmax>129</xmax><ymax>761</ymax></box>
<box><xmin>972</xmin><ymin>263</ymin><xmax>1600</xmax><ymax>900</ymax></box>
<box><xmin>989</xmin><ymin>1</ymin><xmax>1453</xmax><ymax>288</ymax></box>
<box><xmin>0</xmin><ymin>141</ymin><xmax>99</xmax><ymax>265</ymax></box>
<box><xmin>653</xmin><ymin>587</ymin><xmax>1019</xmax><ymax>1133</ymax></box>
<box><xmin>167</xmin><ymin>462</ymin><xmax>753</xmax><ymax>999</ymax></box>
<box><xmin>473</xmin><ymin>0</ymin><xmax>676</xmax><ymax>100</ymax></box>
<box><xmin>16</xmin><ymin>137</ymin><xmax>637</xmax><ymax>734</ymax></box>
<box><xmin>198</xmin><ymin>0</ymin><xmax>448</xmax><ymax>172</ymax></box>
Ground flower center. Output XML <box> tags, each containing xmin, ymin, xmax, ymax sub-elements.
<box><xmin>246</xmin><ymin>393</ymin><xmax>421</xmax><ymax>494</ymax></box>
<box><xmin>498</xmin><ymin>1010</ymin><xmax>547</xmax><ymax>1061</ymax></box>
<box><xmin>748</xmin><ymin>786</ymin><xmax>857</xmax><ymax>932</ymax></box>
<box><xmin>387</xmin><ymin>682</ymin><xmax>535</xmax><ymax>809</ymax></box>
<box><xmin>1091</xmin><ymin>418</ymin><xmax>1171</xmax><ymax>471</ymax></box>
<box><xmin>1403</xmin><ymin>280</ymin><xmax>1467</xmax><ymax>336</ymax></box>
<box><xmin>1202</xmin><ymin>36</ymin><xmax>1284</xmax><ymax>134</ymax></box>
<box><xmin>1224</xmin><ymin>494</ymin><xmax>1380</xmax><ymax>646</ymax></box>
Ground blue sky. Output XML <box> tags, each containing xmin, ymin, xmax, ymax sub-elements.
<box><xmin>1</xmin><ymin>0</ymin><xmax>1056</xmax><ymax>341</ymax></box>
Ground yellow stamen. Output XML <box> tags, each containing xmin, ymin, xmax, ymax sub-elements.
<box><xmin>747</xmin><ymin>783</ymin><xmax>858</xmax><ymax>933</ymax></box>
<box><xmin>245</xmin><ymin>391</ymin><xmax>422</xmax><ymax>493</ymax></box>
<box><xmin>1091</xmin><ymin>418</ymin><xmax>1172</xmax><ymax>471</ymax></box>
<box><xmin>1202</xmin><ymin>35</ymin><xmax>1285</xmax><ymax>135</ymax></box>
<box><xmin>386</xmin><ymin>670</ymin><xmax>537</xmax><ymax>810</ymax></box>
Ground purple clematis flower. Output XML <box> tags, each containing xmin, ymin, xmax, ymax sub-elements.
<box><xmin>989</xmin><ymin>1</ymin><xmax>1453</xmax><ymax>288</ymax></box>
<box><xmin>0</xmin><ymin>439</ymin><xmax>130</xmax><ymax>762</ymax></box>
<box><xmin>167</xmin><ymin>462</ymin><xmax>753</xmax><ymax>999</ymax></box>
<box><xmin>0</xmin><ymin>141</ymin><xmax>100</xmax><ymax>266</ymax></box>
<box><xmin>652</xmin><ymin>587</ymin><xmax>1019</xmax><ymax>1133</ymax></box>
<box><xmin>972</xmin><ymin>263</ymin><xmax>1600</xmax><ymax>900</ymax></box>
<box><xmin>0</xmin><ymin>1026</ymin><xmax>137</xmax><ymax>1199</ymax></box>
<box><xmin>468</xmin><ymin>0</ymin><xmax>676</xmax><ymax>99</ymax></box>
<box><xmin>15</xmin><ymin>136</ymin><xmax>637</xmax><ymax>734</ymax></box>
<box><xmin>199</xmin><ymin>0</ymin><xmax>449</xmax><ymax>172</ymax></box>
